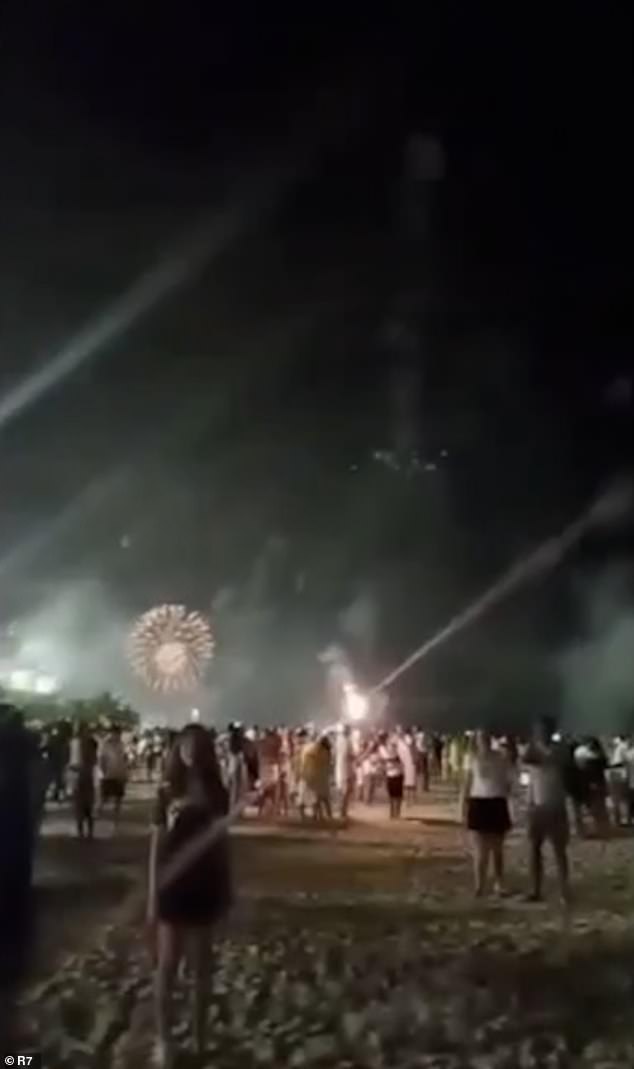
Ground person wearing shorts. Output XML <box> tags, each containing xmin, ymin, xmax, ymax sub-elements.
<box><xmin>461</xmin><ymin>730</ymin><xmax>514</xmax><ymax>897</ymax></box>
<box><xmin>101</xmin><ymin>775</ymin><xmax>126</xmax><ymax>805</ymax></box>
<box><xmin>522</xmin><ymin>719</ymin><xmax>571</xmax><ymax>905</ymax></box>
<box><xmin>98</xmin><ymin>727</ymin><xmax>128</xmax><ymax>825</ymax></box>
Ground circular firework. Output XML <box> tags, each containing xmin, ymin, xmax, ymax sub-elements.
<box><xmin>128</xmin><ymin>604</ymin><xmax>214</xmax><ymax>693</ymax></box>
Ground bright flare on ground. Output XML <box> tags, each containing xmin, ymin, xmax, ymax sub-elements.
<box><xmin>128</xmin><ymin>604</ymin><xmax>214</xmax><ymax>693</ymax></box>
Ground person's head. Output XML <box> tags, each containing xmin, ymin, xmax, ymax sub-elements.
<box><xmin>178</xmin><ymin>724</ymin><xmax>209</xmax><ymax>768</ymax></box>
<box><xmin>166</xmin><ymin>724</ymin><xmax>223</xmax><ymax>798</ymax></box>
<box><xmin>475</xmin><ymin>729</ymin><xmax>492</xmax><ymax>755</ymax></box>
<box><xmin>533</xmin><ymin>716</ymin><xmax>555</xmax><ymax>747</ymax></box>
<box><xmin>228</xmin><ymin>724</ymin><xmax>244</xmax><ymax>754</ymax></box>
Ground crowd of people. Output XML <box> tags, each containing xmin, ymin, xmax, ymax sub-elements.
<box><xmin>3</xmin><ymin>706</ymin><xmax>634</xmax><ymax>1064</ymax></box>
<box><xmin>27</xmin><ymin>717</ymin><xmax>634</xmax><ymax>840</ymax></box>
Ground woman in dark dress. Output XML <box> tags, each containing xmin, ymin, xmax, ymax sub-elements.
<box><xmin>147</xmin><ymin>725</ymin><xmax>232</xmax><ymax>1068</ymax></box>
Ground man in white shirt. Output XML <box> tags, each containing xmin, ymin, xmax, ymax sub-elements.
<box><xmin>521</xmin><ymin>718</ymin><xmax>571</xmax><ymax>906</ymax></box>
<box><xmin>625</xmin><ymin>738</ymin><xmax>634</xmax><ymax>825</ymax></box>
<box><xmin>396</xmin><ymin>729</ymin><xmax>417</xmax><ymax>805</ymax></box>
<box><xmin>334</xmin><ymin>725</ymin><xmax>355</xmax><ymax>819</ymax></box>
<box><xmin>414</xmin><ymin>730</ymin><xmax>430</xmax><ymax>792</ymax></box>
<box><xmin>607</xmin><ymin>736</ymin><xmax>629</xmax><ymax>826</ymax></box>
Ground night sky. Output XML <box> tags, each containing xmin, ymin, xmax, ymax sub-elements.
<box><xmin>0</xmin><ymin>7</ymin><xmax>631</xmax><ymax>719</ymax></box>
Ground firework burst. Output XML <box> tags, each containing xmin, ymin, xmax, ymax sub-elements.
<box><xmin>128</xmin><ymin>604</ymin><xmax>214</xmax><ymax>693</ymax></box>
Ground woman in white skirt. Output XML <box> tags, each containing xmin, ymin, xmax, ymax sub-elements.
<box><xmin>461</xmin><ymin>731</ymin><xmax>514</xmax><ymax>897</ymax></box>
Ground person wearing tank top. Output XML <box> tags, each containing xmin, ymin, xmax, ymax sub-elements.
<box><xmin>461</xmin><ymin>730</ymin><xmax>514</xmax><ymax>897</ymax></box>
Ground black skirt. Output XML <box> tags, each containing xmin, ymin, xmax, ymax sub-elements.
<box><xmin>387</xmin><ymin>774</ymin><xmax>404</xmax><ymax>800</ymax></box>
<box><xmin>467</xmin><ymin>797</ymin><xmax>511</xmax><ymax>835</ymax></box>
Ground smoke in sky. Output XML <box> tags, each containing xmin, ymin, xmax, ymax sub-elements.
<box><xmin>339</xmin><ymin>590</ymin><xmax>378</xmax><ymax>658</ymax></box>
<box><xmin>9</xmin><ymin>579</ymin><xmax>132</xmax><ymax>700</ymax></box>
<box><xmin>559</xmin><ymin>565</ymin><xmax>634</xmax><ymax>734</ymax></box>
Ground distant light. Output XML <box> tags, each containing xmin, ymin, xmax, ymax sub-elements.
<box><xmin>35</xmin><ymin>674</ymin><xmax>58</xmax><ymax>696</ymax></box>
<box><xmin>120</xmin><ymin>534</ymin><xmax>131</xmax><ymax>549</ymax></box>
<box><xmin>10</xmin><ymin>669</ymin><xmax>32</xmax><ymax>692</ymax></box>
<box><xmin>425</xmin><ymin>462</ymin><xmax>437</xmax><ymax>472</ymax></box>
<box><xmin>343</xmin><ymin>683</ymin><xmax>368</xmax><ymax>722</ymax></box>
<box><xmin>190</xmin><ymin>707</ymin><xmax>200</xmax><ymax>722</ymax></box>
<box><xmin>440</xmin><ymin>449</ymin><xmax>449</xmax><ymax>458</ymax></box>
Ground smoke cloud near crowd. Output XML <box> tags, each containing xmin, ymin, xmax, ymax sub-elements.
<box><xmin>559</xmin><ymin>565</ymin><xmax>634</xmax><ymax>735</ymax></box>
<box><xmin>6</xmin><ymin>580</ymin><xmax>132</xmax><ymax>702</ymax></box>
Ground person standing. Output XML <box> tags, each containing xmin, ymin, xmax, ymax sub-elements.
<box><xmin>607</xmin><ymin>735</ymin><xmax>629</xmax><ymax>827</ymax></box>
<box><xmin>302</xmin><ymin>735</ymin><xmax>333</xmax><ymax>821</ymax></box>
<box><xmin>69</xmin><ymin>723</ymin><xmax>98</xmax><ymax>840</ymax></box>
<box><xmin>415</xmin><ymin>729</ymin><xmax>431</xmax><ymax>792</ymax></box>
<box><xmin>461</xmin><ymin>730</ymin><xmax>513</xmax><ymax>897</ymax></box>
<box><xmin>432</xmin><ymin>735</ymin><xmax>444</xmax><ymax>779</ymax></box>
<box><xmin>148</xmin><ymin>725</ymin><xmax>232</xmax><ymax>1067</ymax></box>
<box><xmin>48</xmin><ymin>725</ymin><xmax>69</xmax><ymax>803</ymax></box>
<box><xmin>380</xmin><ymin>735</ymin><xmax>404</xmax><ymax>820</ymax></box>
<box><xmin>0</xmin><ymin>708</ymin><xmax>38</xmax><ymax>1049</ymax></box>
<box><xmin>522</xmin><ymin>719</ymin><xmax>571</xmax><ymax>906</ymax></box>
<box><xmin>396</xmin><ymin>729</ymin><xmax>417</xmax><ymax>805</ymax></box>
<box><xmin>334</xmin><ymin>724</ymin><xmax>355</xmax><ymax>819</ymax></box>
<box><xmin>227</xmin><ymin>724</ymin><xmax>247</xmax><ymax>810</ymax></box>
<box><xmin>99</xmin><ymin>725</ymin><xmax>128</xmax><ymax>827</ymax></box>
<box><xmin>625</xmin><ymin>736</ymin><xmax>634</xmax><ymax>825</ymax></box>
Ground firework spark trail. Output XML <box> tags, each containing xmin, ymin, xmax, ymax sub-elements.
<box><xmin>373</xmin><ymin>484</ymin><xmax>632</xmax><ymax>693</ymax></box>
<box><xmin>0</xmin><ymin>169</ymin><xmax>294</xmax><ymax>432</ymax></box>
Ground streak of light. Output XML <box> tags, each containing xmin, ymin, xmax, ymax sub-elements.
<box><xmin>0</xmin><ymin>308</ymin><xmax>314</xmax><ymax>582</ymax></box>
<box><xmin>0</xmin><ymin>468</ymin><xmax>129</xmax><ymax>581</ymax></box>
<box><xmin>0</xmin><ymin>167</ymin><xmax>296</xmax><ymax>434</ymax></box>
<box><xmin>373</xmin><ymin>482</ymin><xmax>632</xmax><ymax>693</ymax></box>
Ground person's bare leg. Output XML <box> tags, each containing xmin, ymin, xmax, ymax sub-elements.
<box><xmin>472</xmin><ymin>834</ymin><xmax>488</xmax><ymax>896</ymax></box>
<box><xmin>528</xmin><ymin>839</ymin><xmax>543</xmax><ymax>900</ymax></box>
<box><xmin>492</xmin><ymin>836</ymin><xmax>506</xmax><ymax>894</ymax></box>
<box><xmin>155</xmin><ymin>923</ymin><xmax>181</xmax><ymax>1065</ymax></box>
<box><xmin>594</xmin><ymin>797</ymin><xmax>610</xmax><ymax>838</ymax></box>
<box><xmin>113</xmin><ymin>795</ymin><xmax>123</xmax><ymax>832</ymax></box>
<box><xmin>191</xmin><ymin>928</ymin><xmax>212</xmax><ymax>1056</ymax></box>
<box><xmin>552</xmin><ymin>840</ymin><xmax>571</xmax><ymax>906</ymax></box>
